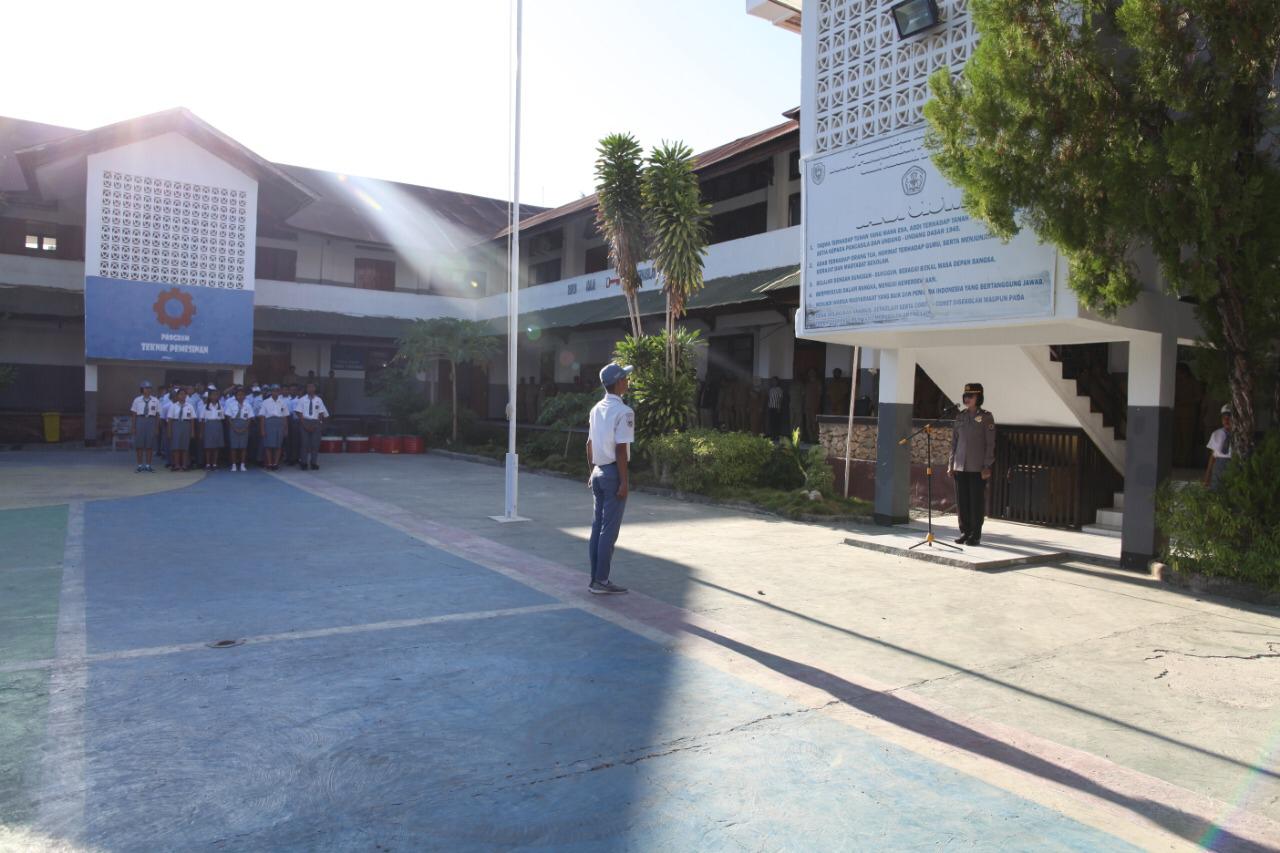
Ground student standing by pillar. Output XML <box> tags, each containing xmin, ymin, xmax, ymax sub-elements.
<box><xmin>297</xmin><ymin>382</ymin><xmax>329</xmax><ymax>470</ymax></box>
<box><xmin>1203</xmin><ymin>404</ymin><xmax>1233</xmax><ymax>490</ymax></box>
<box><xmin>586</xmin><ymin>364</ymin><xmax>634</xmax><ymax>595</ymax></box>
<box><xmin>948</xmin><ymin>382</ymin><xmax>996</xmax><ymax>545</ymax></box>
<box><xmin>130</xmin><ymin>380</ymin><xmax>161</xmax><ymax>472</ymax></box>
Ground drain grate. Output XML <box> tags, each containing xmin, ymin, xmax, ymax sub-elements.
<box><xmin>206</xmin><ymin>638</ymin><xmax>245</xmax><ymax>649</ymax></box>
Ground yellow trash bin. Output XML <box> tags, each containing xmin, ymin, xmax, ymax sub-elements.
<box><xmin>42</xmin><ymin>412</ymin><xmax>60</xmax><ymax>443</ymax></box>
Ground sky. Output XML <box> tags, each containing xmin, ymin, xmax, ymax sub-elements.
<box><xmin>5</xmin><ymin>0</ymin><xmax>800</xmax><ymax>209</ymax></box>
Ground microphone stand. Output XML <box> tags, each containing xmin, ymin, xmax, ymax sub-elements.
<box><xmin>899</xmin><ymin>420</ymin><xmax>962</xmax><ymax>552</ymax></box>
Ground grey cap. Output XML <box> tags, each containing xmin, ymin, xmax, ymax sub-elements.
<box><xmin>1221</xmin><ymin>403</ymin><xmax>1233</xmax><ymax>415</ymax></box>
<box><xmin>139</xmin><ymin>380</ymin><xmax>153</xmax><ymax>389</ymax></box>
<box><xmin>600</xmin><ymin>363</ymin><xmax>634</xmax><ymax>389</ymax></box>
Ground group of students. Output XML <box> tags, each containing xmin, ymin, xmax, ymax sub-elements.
<box><xmin>129</xmin><ymin>380</ymin><xmax>330</xmax><ymax>473</ymax></box>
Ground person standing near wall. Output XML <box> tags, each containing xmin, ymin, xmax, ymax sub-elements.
<box><xmin>130</xmin><ymin>380</ymin><xmax>161</xmax><ymax>472</ymax></box>
<box><xmin>1203</xmin><ymin>404</ymin><xmax>1233</xmax><ymax>490</ymax></box>
<box><xmin>948</xmin><ymin>382</ymin><xmax>996</xmax><ymax>546</ymax></box>
<box><xmin>827</xmin><ymin>367</ymin><xmax>850</xmax><ymax>416</ymax></box>
<box><xmin>586</xmin><ymin>363</ymin><xmax>634</xmax><ymax>595</ymax></box>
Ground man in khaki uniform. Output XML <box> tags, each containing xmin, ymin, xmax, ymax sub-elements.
<box><xmin>948</xmin><ymin>382</ymin><xmax>996</xmax><ymax>545</ymax></box>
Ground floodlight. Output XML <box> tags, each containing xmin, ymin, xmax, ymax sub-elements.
<box><xmin>890</xmin><ymin>0</ymin><xmax>940</xmax><ymax>38</ymax></box>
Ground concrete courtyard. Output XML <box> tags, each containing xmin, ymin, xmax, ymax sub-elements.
<box><xmin>0</xmin><ymin>449</ymin><xmax>1277</xmax><ymax>851</ymax></box>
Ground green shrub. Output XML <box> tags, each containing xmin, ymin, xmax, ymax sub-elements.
<box><xmin>409</xmin><ymin>403</ymin><xmax>477</xmax><ymax>445</ymax></box>
<box><xmin>803</xmin><ymin>443</ymin><xmax>836</xmax><ymax>497</ymax></box>
<box><xmin>372</xmin><ymin>366</ymin><xmax>427</xmax><ymax>432</ymax></box>
<box><xmin>650</xmin><ymin>429</ymin><xmax>774</xmax><ymax>493</ymax></box>
<box><xmin>535</xmin><ymin>391</ymin><xmax>597</xmax><ymax>458</ymax></box>
<box><xmin>1156</xmin><ymin>432</ymin><xmax>1280</xmax><ymax>590</ymax></box>
<box><xmin>760</xmin><ymin>444</ymin><xmax>806</xmax><ymax>490</ymax></box>
<box><xmin>613</xmin><ymin>329</ymin><xmax>702</xmax><ymax>442</ymax></box>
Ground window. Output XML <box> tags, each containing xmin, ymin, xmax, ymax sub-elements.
<box><xmin>788</xmin><ymin>150</ymin><xmax>801</xmax><ymax>181</ymax></box>
<box><xmin>710</xmin><ymin>202</ymin><xmax>768</xmax><ymax>244</ymax></box>
<box><xmin>354</xmin><ymin>257</ymin><xmax>396</xmax><ymax>291</ymax></box>
<box><xmin>1</xmin><ymin>218</ymin><xmax>80</xmax><ymax>259</ymax></box>
<box><xmin>584</xmin><ymin>245</ymin><xmax>609</xmax><ymax>274</ymax></box>
<box><xmin>701</xmin><ymin>160</ymin><xmax>773</xmax><ymax>205</ymax></box>
<box><xmin>528</xmin><ymin>229</ymin><xmax>563</xmax><ymax>256</ymax></box>
<box><xmin>528</xmin><ymin>257</ymin><xmax>562</xmax><ymax>286</ymax></box>
<box><xmin>24</xmin><ymin>234</ymin><xmax>39</xmax><ymax>250</ymax></box>
<box><xmin>255</xmin><ymin>246</ymin><xmax>297</xmax><ymax>281</ymax></box>
<box><xmin>41</xmin><ymin>236</ymin><xmax>56</xmax><ymax>252</ymax></box>
<box><xmin>788</xmin><ymin>192</ymin><xmax>801</xmax><ymax>227</ymax></box>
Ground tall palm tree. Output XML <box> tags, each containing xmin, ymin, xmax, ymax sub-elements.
<box><xmin>643</xmin><ymin>141</ymin><xmax>709</xmax><ymax>373</ymax></box>
<box><xmin>398</xmin><ymin>317</ymin><xmax>500</xmax><ymax>443</ymax></box>
<box><xmin>593</xmin><ymin>133</ymin><xmax>647</xmax><ymax>338</ymax></box>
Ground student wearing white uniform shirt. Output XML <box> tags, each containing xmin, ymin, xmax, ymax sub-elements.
<box><xmin>130</xmin><ymin>380</ymin><xmax>162</xmax><ymax>472</ymax></box>
<box><xmin>1203</xmin><ymin>404</ymin><xmax>1234</xmax><ymax>490</ymax></box>
<box><xmin>585</xmin><ymin>363</ymin><xmax>635</xmax><ymax>595</ymax></box>
<box><xmin>168</xmin><ymin>389</ymin><xmax>196</xmax><ymax>472</ymax></box>
<box><xmin>224</xmin><ymin>387</ymin><xmax>254</xmax><ymax>472</ymax></box>
<box><xmin>297</xmin><ymin>382</ymin><xmax>329</xmax><ymax>470</ymax></box>
<box><xmin>259</xmin><ymin>385</ymin><xmax>288</xmax><ymax>470</ymax></box>
<box><xmin>199</xmin><ymin>389</ymin><xmax>225</xmax><ymax>471</ymax></box>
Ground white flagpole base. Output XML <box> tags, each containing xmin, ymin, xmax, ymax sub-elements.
<box><xmin>490</xmin><ymin>452</ymin><xmax>529</xmax><ymax>523</ymax></box>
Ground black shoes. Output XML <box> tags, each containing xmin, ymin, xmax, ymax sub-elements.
<box><xmin>589</xmin><ymin>581</ymin><xmax>628</xmax><ymax>595</ymax></box>
<box><xmin>955</xmin><ymin>535</ymin><xmax>969</xmax><ymax>545</ymax></box>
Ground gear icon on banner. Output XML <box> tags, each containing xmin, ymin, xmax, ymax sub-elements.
<box><xmin>153</xmin><ymin>288</ymin><xmax>196</xmax><ymax>330</ymax></box>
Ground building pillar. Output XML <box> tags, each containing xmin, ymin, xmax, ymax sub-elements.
<box><xmin>1122</xmin><ymin>333</ymin><xmax>1176</xmax><ymax>569</ymax></box>
<box><xmin>874</xmin><ymin>348</ymin><xmax>915</xmax><ymax>525</ymax></box>
<box><xmin>84</xmin><ymin>364</ymin><xmax>98</xmax><ymax>446</ymax></box>
<box><xmin>233</xmin><ymin>367</ymin><xmax>245</xmax><ymax>384</ymax></box>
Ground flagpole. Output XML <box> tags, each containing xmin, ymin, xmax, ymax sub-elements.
<box><xmin>495</xmin><ymin>0</ymin><xmax>527</xmax><ymax>523</ymax></box>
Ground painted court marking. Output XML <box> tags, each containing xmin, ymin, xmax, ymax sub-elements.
<box><xmin>35</xmin><ymin>501</ymin><xmax>87</xmax><ymax>844</ymax></box>
<box><xmin>274</xmin><ymin>471</ymin><xmax>1280</xmax><ymax>852</ymax></box>
<box><xmin>0</xmin><ymin>603</ymin><xmax>575</xmax><ymax>675</ymax></box>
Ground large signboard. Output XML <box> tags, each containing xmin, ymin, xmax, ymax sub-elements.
<box><xmin>802</xmin><ymin>126</ymin><xmax>1056</xmax><ymax>332</ymax></box>
<box><xmin>85</xmin><ymin>133</ymin><xmax>257</xmax><ymax>364</ymax></box>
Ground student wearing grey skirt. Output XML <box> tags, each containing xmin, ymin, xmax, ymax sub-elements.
<box><xmin>168</xmin><ymin>390</ymin><xmax>196</xmax><ymax>472</ymax></box>
<box><xmin>200</xmin><ymin>389</ymin><xmax>225</xmax><ymax>471</ymax></box>
<box><xmin>259</xmin><ymin>385</ymin><xmax>287</xmax><ymax>471</ymax></box>
<box><xmin>130</xmin><ymin>380</ymin><xmax>162</xmax><ymax>472</ymax></box>
<box><xmin>225</xmin><ymin>387</ymin><xmax>253</xmax><ymax>472</ymax></box>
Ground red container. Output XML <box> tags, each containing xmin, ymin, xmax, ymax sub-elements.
<box><xmin>383</xmin><ymin>435</ymin><xmax>404</xmax><ymax>454</ymax></box>
<box><xmin>370</xmin><ymin>435</ymin><xmax>388</xmax><ymax>453</ymax></box>
<box><xmin>401</xmin><ymin>435</ymin><xmax>425</xmax><ymax>454</ymax></box>
<box><xmin>319</xmin><ymin>436</ymin><xmax>343</xmax><ymax>454</ymax></box>
<box><xmin>346</xmin><ymin>435</ymin><xmax>370</xmax><ymax>453</ymax></box>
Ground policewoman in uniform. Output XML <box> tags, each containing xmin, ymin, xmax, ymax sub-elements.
<box><xmin>259</xmin><ymin>385</ymin><xmax>287</xmax><ymax>470</ymax></box>
<box><xmin>948</xmin><ymin>382</ymin><xmax>996</xmax><ymax>545</ymax></box>
<box><xmin>130</xmin><ymin>380</ymin><xmax>162</xmax><ymax>472</ymax></box>
<box><xmin>225</xmin><ymin>386</ymin><xmax>253</xmax><ymax>472</ymax></box>
<box><xmin>297</xmin><ymin>382</ymin><xmax>329</xmax><ymax>470</ymax></box>
<box><xmin>585</xmin><ymin>363</ymin><xmax>635</xmax><ymax>595</ymax></box>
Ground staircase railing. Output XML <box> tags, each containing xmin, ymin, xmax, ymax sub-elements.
<box><xmin>1049</xmin><ymin>344</ymin><xmax>1128</xmax><ymax>440</ymax></box>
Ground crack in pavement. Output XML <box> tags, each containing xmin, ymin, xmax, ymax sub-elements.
<box><xmin>1145</xmin><ymin>642</ymin><xmax>1280</xmax><ymax>663</ymax></box>
<box><xmin>495</xmin><ymin>700</ymin><xmax>842</xmax><ymax>790</ymax></box>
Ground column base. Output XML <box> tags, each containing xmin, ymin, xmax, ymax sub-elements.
<box><xmin>873</xmin><ymin>512</ymin><xmax>909</xmax><ymax>527</ymax></box>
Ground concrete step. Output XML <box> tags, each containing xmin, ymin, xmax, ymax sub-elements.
<box><xmin>1112</xmin><ymin>492</ymin><xmax>1124</xmax><ymax>510</ymax></box>
<box><xmin>1082</xmin><ymin>523</ymin><xmax>1123</xmax><ymax>539</ymax></box>
<box><xmin>1095</xmin><ymin>508</ymin><xmax>1124</xmax><ymax>528</ymax></box>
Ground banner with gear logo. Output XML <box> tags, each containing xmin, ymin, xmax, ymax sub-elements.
<box><xmin>83</xmin><ymin>134</ymin><xmax>257</xmax><ymax>364</ymax></box>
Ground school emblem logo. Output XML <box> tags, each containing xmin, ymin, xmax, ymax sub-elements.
<box><xmin>153</xmin><ymin>287</ymin><xmax>196</xmax><ymax>330</ymax></box>
<box><xmin>902</xmin><ymin>165</ymin><xmax>927</xmax><ymax>196</ymax></box>
<box><xmin>811</xmin><ymin>161</ymin><xmax>826</xmax><ymax>185</ymax></box>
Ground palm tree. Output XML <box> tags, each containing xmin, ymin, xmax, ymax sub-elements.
<box><xmin>643</xmin><ymin>141</ymin><xmax>709</xmax><ymax>373</ymax></box>
<box><xmin>593</xmin><ymin>133</ymin><xmax>647</xmax><ymax>338</ymax></box>
<box><xmin>397</xmin><ymin>317</ymin><xmax>500</xmax><ymax>443</ymax></box>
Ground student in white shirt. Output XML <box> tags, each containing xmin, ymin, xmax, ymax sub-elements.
<box><xmin>296</xmin><ymin>383</ymin><xmax>329</xmax><ymax>470</ymax></box>
<box><xmin>585</xmin><ymin>363</ymin><xmax>635</xmax><ymax>595</ymax></box>
<box><xmin>225</xmin><ymin>387</ymin><xmax>254</xmax><ymax>472</ymax></box>
<box><xmin>259</xmin><ymin>385</ymin><xmax>288</xmax><ymax>471</ymax></box>
<box><xmin>130</xmin><ymin>380</ymin><xmax>162</xmax><ymax>472</ymax></box>
<box><xmin>285</xmin><ymin>385</ymin><xmax>303</xmax><ymax>466</ymax></box>
<box><xmin>168</xmin><ymin>390</ymin><xmax>197</xmax><ymax>472</ymax></box>
<box><xmin>199</xmin><ymin>389</ymin><xmax>225</xmax><ymax>471</ymax></box>
<box><xmin>1203</xmin><ymin>404</ymin><xmax>1233</xmax><ymax>490</ymax></box>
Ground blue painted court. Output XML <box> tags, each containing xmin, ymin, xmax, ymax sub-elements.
<box><xmin>3</xmin><ymin>473</ymin><xmax>1144</xmax><ymax>850</ymax></box>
